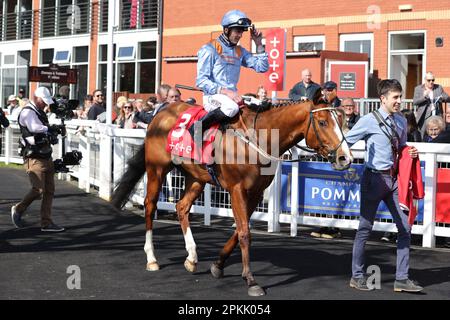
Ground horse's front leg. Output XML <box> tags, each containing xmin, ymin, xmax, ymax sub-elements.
<box><xmin>230</xmin><ymin>186</ymin><xmax>265</xmax><ymax>297</ymax></box>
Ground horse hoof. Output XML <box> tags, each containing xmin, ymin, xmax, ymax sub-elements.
<box><xmin>210</xmin><ymin>263</ymin><xmax>224</xmax><ymax>279</ymax></box>
<box><xmin>146</xmin><ymin>262</ymin><xmax>160</xmax><ymax>271</ymax></box>
<box><xmin>184</xmin><ymin>259</ymin><xmax>197</xmax><ymax>273</ymax></box>
<box><xmin>248</xmin><ymin>285</ymin><xmax>266</xmax><ymax>297</ymax></box>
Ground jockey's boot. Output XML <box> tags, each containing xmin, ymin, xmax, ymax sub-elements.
<box><xmin>189</xmin><ymin>108</ymin><xmax>228</xmax><ymax>139</ymax></box>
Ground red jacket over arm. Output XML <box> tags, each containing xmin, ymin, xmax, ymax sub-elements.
<box><xmin>397</xmin><ymin>146</ymin><xmax>425</xmax><ymax>225</ymax></box>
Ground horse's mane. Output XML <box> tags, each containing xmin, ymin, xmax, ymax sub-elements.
<box><xmin>244</xmin><ymin>98</ymin><xmax>328</xmax><ymax>114</ymax></box>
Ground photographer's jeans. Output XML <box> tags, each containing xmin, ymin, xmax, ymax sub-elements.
<box><xmin>16</xmin><ymin>157</ymin><xmax>55</xmax><ymax>227</ymax></box>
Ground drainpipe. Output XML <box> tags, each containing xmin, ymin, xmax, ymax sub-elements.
<box><xmin>106</xmin><ymin>0</ymin><xmax>116</xmax><ymax>125</ymax></box>
<box><xmin>155</xmin><ymin>0</ymin><xmax>164</xmax><ymax>91</ymax></box>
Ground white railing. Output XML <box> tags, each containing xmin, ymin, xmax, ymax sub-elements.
<box><xmin>2</xmin><ymin>117</ymin><xmax>449</xmax><ymax>248</ymax></box>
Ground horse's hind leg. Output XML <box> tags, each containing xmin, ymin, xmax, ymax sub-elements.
<box><xmin>144</xmin><ymin>166</ymin><xmax>168</xmax><ymax>271</ymax></box>
<box><xmin>176</xmin><ymin>175</ymin><xmax>205</xmax><ymax>273</ymax></box>
<box><xmin>211</xmin><ymin>190</ymin><xmax>262</xmax><ymax>280</ymax></box>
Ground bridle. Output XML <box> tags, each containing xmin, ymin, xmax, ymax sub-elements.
<box><xmin>296</xmin><ymin>106</ymin><xmax>347</xmax><ymax>163</ymax></box>
<box><xmin>239</xmin><ymin>102</ymin><xmax>347</xmax><ymax>163</ymax></box>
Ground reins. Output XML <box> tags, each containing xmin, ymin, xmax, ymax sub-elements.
<box><xmin>232</xmin><ymin>104</ymin><xmax>346</xmax><ymax>163</ymax></box>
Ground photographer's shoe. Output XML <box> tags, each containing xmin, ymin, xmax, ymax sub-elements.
<box><xmin>11</xmin><ymin>205</ymin><xmax>24</xmax><ymax>229</ymax></box>
<box><xmin>41</xmin><ymin>223</ymin><xmax>65</xmax><ymax>233</ymax></box>
<box><xmin>394</xmin><ymin>279</ymin><xmax>423</xmax><ymax>293</ymax></box>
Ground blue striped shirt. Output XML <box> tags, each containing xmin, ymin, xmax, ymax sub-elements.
<box><xmin>345</xmin><ymin>108</ymin><xmax>407</xmax><ymax>171</ymax></box>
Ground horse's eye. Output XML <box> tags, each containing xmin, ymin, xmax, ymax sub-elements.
<box><xmin>319</xmin><ymin>120</ymin><xmax>327</xmax><ymax>127</ymax></box>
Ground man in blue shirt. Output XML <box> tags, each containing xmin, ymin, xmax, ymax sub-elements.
<box><xmin>345</xmin><ymin>79</ymin><xmax>423</xmax><ymax>293</ymax></box>
<box><xmin>190</xmin><ymin>9</ymin><xmax>268</xmax><ymax>138</ymax></box>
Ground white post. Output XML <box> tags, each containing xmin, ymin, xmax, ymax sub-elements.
<box><xmin>267</xmin><ymin>162</ymin><xmax>281</xmax><ymax>233</ymax></box>
<box><xmin>422</xmin><ymin>153</ymin><xmax>437</xmax><ymax>248</ymax></box>
<box><xmin>106</xmin><ymin>0</ymin><xmax>116</xmax><ymax>125</ymax></box>
<box><xmin>99</xmin><ymin>126</ymin><xmax>113</xmax><ymax>200</ymax></box>
<box><xmin>4</xmin><ymin>126</ymin><xmax>12</xmax><ymax>164</ymax></box>
<box><xmin>77</xmin><ymin>134</ymin><xmax>88</xmax><ymax>189</ymax></box>
<box><xmin>204</xmin><ymin>183</ymin><xmax>212</xmax><ymax>226</ymax></box>
<box><xmin>85</xmin><ymin>133</ymin><xmax>92</xmax><ymax>193</ymax></box>
<box><xmin>290</xmin><ymin>148</ymin><xmax>299</xmax><ymax>236</ymax></box>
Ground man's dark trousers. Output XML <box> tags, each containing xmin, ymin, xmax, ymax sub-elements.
<box><xmin>352</xmin><ymin>169</ymin><xmax>411</xmax><ymax>280</ymax></box>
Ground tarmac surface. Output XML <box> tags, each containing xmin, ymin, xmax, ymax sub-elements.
<box><xmin>1</xmin><ymin>166</ymin><xmax>450</xmax><ymax>300</ymax></box>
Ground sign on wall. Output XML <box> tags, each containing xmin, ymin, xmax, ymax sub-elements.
<box><xmin>328</xmin><ymin>61</ymin><xmax>368</xmax><ymax>98</ymax></box>
<box><xmin>281</xmin><ymin>161</ymin><xmax>424</xmax><ymax>222</ymax></box>
<box><xmin>264</xmin><ymin>28</ymin><xmax>286</xmax><ymax>91</ymax></box>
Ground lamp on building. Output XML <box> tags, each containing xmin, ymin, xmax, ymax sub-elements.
<box><xmin>398</xmin><ymin>4</ymin><xmax>413</xmax><ymax>11</ymax></box>
<box><xmin>436</xmin><ymin>37</ymin><xmax>444</xmax><ymax>47</ymax></box>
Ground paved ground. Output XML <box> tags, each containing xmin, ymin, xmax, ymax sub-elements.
<box><xmin>1</xmin><ymin>167</ymin><xmax>450</xmax><ymax>301</ymax></box>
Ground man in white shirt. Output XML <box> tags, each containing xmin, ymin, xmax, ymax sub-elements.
<box><xmin>11</xmin><ymin>87</ymin><xmax>65</xmax><ymax>232</ymax></box>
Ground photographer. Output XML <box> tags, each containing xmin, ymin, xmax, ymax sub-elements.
<box><xmin>11</xmin><ymin>87</ymin><xmax>65</xmax><ymax>232</ymax></box>
<box><xmin>0</xmin><ymin>107</ymin><xmax>9</xmax><ymax>128</ymax></box>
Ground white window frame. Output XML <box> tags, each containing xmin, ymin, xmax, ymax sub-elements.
<box><xmin>53</xmin><ymin>50</ymin><xmax>71</xmax><ymax>64</ymax></box>
<box><xmin>293</xmin><ymin>35</ymin><xmax>325</xmax><ymax>52</ymax></box>
<box><xmin>116</xmin><ymin>45</ymin><xmax>136</xmax><ymax>61</ymax></box>
<box><xmin>339</xmin><ymin>33</ymin><xmax>374</xmax><ymax>74</ymax></box>
<box><xmin>387</xmin><ymin>30</ymin><xmax>426</xmax><ymax>87</ymax></box>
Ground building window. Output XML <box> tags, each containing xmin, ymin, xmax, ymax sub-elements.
<box><xmin>116</xmin><ymin>46</ymin><xmax>136</xmax><ymax>61</ymax></box>
<box><xmin>18</xmin><ymin>51</ymin><xmax>31</xmax><ymax>66</ymax></box>
<box><xmin>0</xmin><ymin>49</ymin><xmax>31</xmax><ymax>108</ymax></box>
<box><xmin>74</xmin><ymin>46</ymin><xmax>88</xmax><ymax>63</ymax></box>
<box><xmin>98</xmin><ymin>41</ymin><xmax>156</xmax><ymax>94</ymax></box>
<box><xmin>119</xmin><ymin>0</ymin><xmax>158</xmax><ymax>31</ymax></box>
<box><xmin>389</xmin><ymin>31</ymin><xmax>426</xmax><ymax>99</ymax></box>
<box><xmin>40</xmin><ymin>48</ymin><xmax>54</xmax><ymax>65</ymax></box>
<box><xmin>340</xmin><ymin>33</ymin><xmax>374</xmax><ymax>73</ymax></box>
<box><xmin>3</xmin><ymin>55</ymin><xmax>15</xmax><ymax>66</ymax></box>
<box><xmin>293</xmin><ymin>35</ymin><xmax>325</xmax><ymax>51</ymax></box>
<box><xmin>41</xmin><ymin>0</ymin><xmax>90</xmax><ymax>38</ymax></box>
<box><xmin>53</xmin><ymin>50</ymin><xmax>71</xmax><ymax>64</ymax></box>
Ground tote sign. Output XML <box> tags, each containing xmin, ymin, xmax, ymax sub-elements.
<box><xmin>264</xmin><ymin>28</ymin><xmax>286</xmax><ymax>91</ymax></box>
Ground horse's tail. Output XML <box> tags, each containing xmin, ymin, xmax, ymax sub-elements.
<box><xmin>111</xmin><ymin>144</ymin><xmax>146</xmax><ymax>209</ymax></box>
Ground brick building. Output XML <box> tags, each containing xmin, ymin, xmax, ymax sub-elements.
<box><xmin>0</xmin><ymin>0</ymin><xmax>159</xmax><ymax>106</ymax></box>
<box><xmin>161</xmin><ymin>0</ymin><xmax>450</xmax><ymax>101</ymax></box>
<box><xmin>0</xmin><ymin>1</ymin><xmax>449</xmax><ymax>107</ymax></box>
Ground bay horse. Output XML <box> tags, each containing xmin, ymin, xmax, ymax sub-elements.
<box><xmin>112</xmin><ymin>89</ymin><xmax>353</xmax><ymax>296</ymax></box>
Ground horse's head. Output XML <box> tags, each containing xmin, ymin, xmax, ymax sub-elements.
<box><xmin>303</xmin><ymin>88</ymin><xmax>353</xmax><ymax>170</ymax></box>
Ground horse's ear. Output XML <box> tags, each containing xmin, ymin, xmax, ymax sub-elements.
<box><xmin>312</xmin><ymin>87</ymin><xmax>324</xmax><ymax>105</ymax></box>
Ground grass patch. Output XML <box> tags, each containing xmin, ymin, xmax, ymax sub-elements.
<box><xmin>0</xmin><ymin>162</ymin><xmax>23</xmax><ymax>169</ymax></box>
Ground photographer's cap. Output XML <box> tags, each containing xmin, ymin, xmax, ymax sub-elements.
<box><xmin>34</xmin><ymin>87</ymin><xmax>53</xmax><ymax>105</ymax></box>
<box><xmin>8</xmin><ymin>95</ymin><xmax>16</xmax><ymax>102</ymax></box>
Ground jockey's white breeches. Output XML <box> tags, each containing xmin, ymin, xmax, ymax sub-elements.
<box><xmin>203</xmin><ymin>94</ymin><xmax>240</xmax><ymax>117</ymax></box>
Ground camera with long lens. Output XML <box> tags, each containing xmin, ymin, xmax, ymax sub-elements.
<box><xmin>53</xmin><ymin>150</ymin><xmax>83</xmax><ymax>173</ymax></box>
<box><xmin>50</xmin><ymin>97</ymin><xmax>79</xmax><ymax>120</ymax></box>
<box><xmin>48</xmin><ymin>97</ymin><xmax>83</xmax><ymax>173</ymax></box>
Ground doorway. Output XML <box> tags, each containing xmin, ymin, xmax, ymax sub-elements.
<box><xmin>389</xmin><ymin>31</ymin><xmax>425</xmax><ymax>99</ymax></box>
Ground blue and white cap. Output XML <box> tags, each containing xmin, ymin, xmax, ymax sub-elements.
<box><xmin>221</xmin><ymin>10</ymin><xmax>252</xmax><ymax>30</ymax></box>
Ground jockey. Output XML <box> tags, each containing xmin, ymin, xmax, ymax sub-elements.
<box><xmin>189</xmin><ymin>9</ymin><xmax>269</xmax><ymax>138</ymax></box>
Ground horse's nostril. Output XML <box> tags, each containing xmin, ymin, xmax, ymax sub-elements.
<box><xmin>338</xmin><ymin>155</ymin><xmax>347</xmax><ymax>163</ymax></box>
